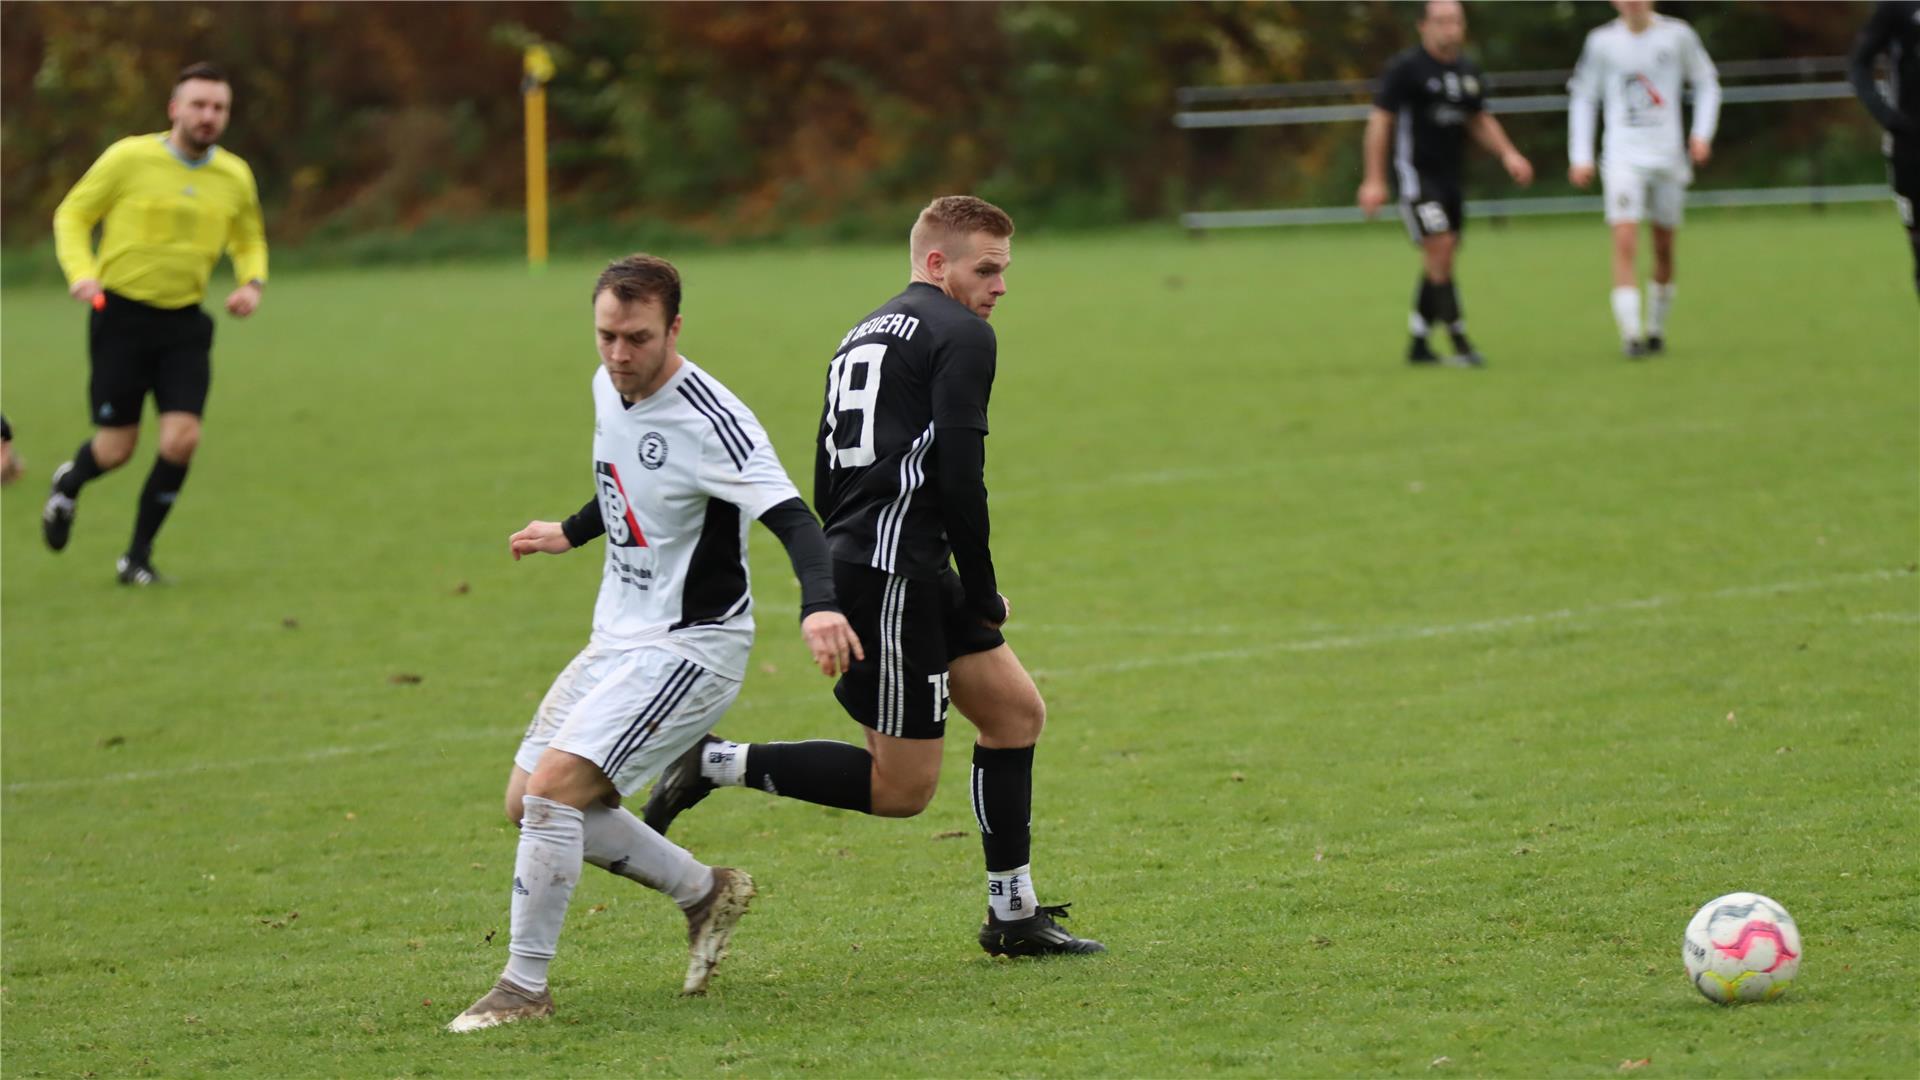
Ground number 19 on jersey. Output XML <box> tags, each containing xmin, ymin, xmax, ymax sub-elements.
<box><xmin>824</xmin><ymin>343</ymin><xmax>886</xmax><ymax>468</ymax></box>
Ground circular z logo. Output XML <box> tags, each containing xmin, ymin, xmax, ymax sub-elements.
<box><xmin>639</xmin><ymin>432</ymin><xmax>669</xmax><ymax>470</ymax></box>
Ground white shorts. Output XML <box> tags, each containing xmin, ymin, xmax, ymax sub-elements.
<box><xmin>515</xmin><ymin>644</ymin><xmax>742</xmax><ymax>796</ymax></box>
<box><xmin>1602</xmin><ymin>161</ymin><xmax>1691</xmax><ymax>227</ymax></box>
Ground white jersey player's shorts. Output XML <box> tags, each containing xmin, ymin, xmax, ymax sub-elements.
<box><xmin>1602</xmin><ymin>160</ymin><xmax>1691</xmax><ymax>227</ymax></box>
<box><xmin>515</xmin><ymin>644</ymin><xmax>742</xmax><ymax>796</ymax></box>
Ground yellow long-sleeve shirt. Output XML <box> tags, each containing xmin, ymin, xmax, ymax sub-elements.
<box><xmin>53</xmin><ymin>133</ymin><xmax>268</xmax><ymax>309</ymax></box>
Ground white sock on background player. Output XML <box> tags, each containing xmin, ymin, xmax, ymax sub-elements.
<box><xmin>503</xmin><ymin>795</ymin><xmax>585</xmax><ymax>993</ymax></box>
<box><xmin>1645</xmin><ymin>281</ymin><xmax>1675</xmax><ymax>337</ymax></box>
<box><xmin>582</xmin><ymin>803</ymin><xmax>713</xmax><ymax>909</ymax></box>
<box><xmin>699</xmin><ymin>740</ymin><xmax>749</xmax><ymax>787</ymax></box>
<box><xmin>1610</xmin><ymin>286</ymin><xmax>1643</xmax><ymax>343</ymax></box>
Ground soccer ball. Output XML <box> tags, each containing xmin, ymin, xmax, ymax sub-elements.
<box><xmin>1682</xmin><ymin>892</ymin><xmax>1801</xmax><ymax>1004</ymax></box>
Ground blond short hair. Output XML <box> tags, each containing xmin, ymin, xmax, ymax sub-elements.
<box><xmin>910</xmin><ymin>196</ymin><xmax>1015</xmax><ymax>263</ymax></box>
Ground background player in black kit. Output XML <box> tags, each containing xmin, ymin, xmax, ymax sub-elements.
<box><xmin>1358</xmin><ymin>0</ymin><xmax>1533</xmax><ymax>367</ymax></box>
<box><xmin>1849</xmin><ymin>0</ymin><xmax>1920</xmax><ymax>297</ymax></box>
<box><xmin>645</xmin><ymin>196</ymin><xmax>1103</xmax><ymax>957</ymax></box>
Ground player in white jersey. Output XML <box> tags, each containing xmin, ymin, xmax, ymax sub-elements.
<box><xmin>1567</xmin><ymin>0</ymin><xmax>1720</xmax><ymax>357</ymax></box>
<box><xmin>448</xmin><ymin>255</ymin><xmax>862</xmax><ymax>1032</ymax></box>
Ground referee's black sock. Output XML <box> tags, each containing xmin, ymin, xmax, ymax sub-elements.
<box><xmin>742</xmin><ymin>740</ymin><xmax>872</xmax><ymax>813</ymax></box>
<box><xmin>127</xmin><ymin>457</ymin><xmax>189</xmax><ymax>562</ymax></box>
<box><xmin>57</xmin><ymin>440</ymin><xmax>105</xmax><ymax>496</ymax></box>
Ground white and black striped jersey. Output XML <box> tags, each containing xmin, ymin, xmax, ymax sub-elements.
<box><xmin>585</xmin><ymin>358</ymin><xmax>801</xmax><ymax>680</ymax></box>
<box><xmin>814</xmin><ymin>282</ymin><xmax>995</xmax><ymax>583</ymax></box>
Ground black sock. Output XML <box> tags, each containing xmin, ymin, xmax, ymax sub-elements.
<box><xmin>744</xmin><ymin>740</ymin><xmax>872</xmax><ymax>814</ymax></box>
<box><xmin>1430</xmin><ymin>279</ymin><xmax>1461</xmax><ymax>325</ymax></box>
<box><xmin>1429</xmin><ymin>280</ymin><xmax>1471</xmax><ymax>351</ymax></box>
<box><xmin>971</xmin><ymin>744</ymin><xmax>1034</xmax><ymax>873</ymax></box>
<box><xmin>1412</xmin><ymin>276</ymin><xmax>1438</xmax><ymax>341</ymax></box>
<box><xmin>1908</xmin><ymin>226</ymin><xmax>1919</xmax><ymax>299</ymax></box>
<box><xmin>58</xmin><ymin>440</ymin><xmax>104</xmax><ymax>496</ymax></box>
<box><xmin>128</xmin><ymin>457</ymin><xmax>189</xmax><ymax>562</ymax></box>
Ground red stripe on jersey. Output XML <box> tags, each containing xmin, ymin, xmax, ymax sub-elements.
<box><xmin>605</xmin><ymin>462</ymin><xmax>648</xmax><ymax>547</ymax></box>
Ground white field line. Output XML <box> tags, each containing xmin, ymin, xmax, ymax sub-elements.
<box><xmin>1036</xmin><ymin>568</ymin><xmax>1909</xmax><ymax>678</ymax></box>
<box><xmin>1851</xmin><ymin>611</ymin><xmax>1920</xmax><ymax>624</ymax></box>
<box><xmin>3</xmin><ymin>567</ymin><xmax>1908</xmax><ymax>796</ymax></box>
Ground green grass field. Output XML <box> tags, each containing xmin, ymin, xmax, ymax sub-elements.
<box><xmin>3</xmin><ymin>206</ymin><xmax>1917</xmax><ymax>1077</ymax></box>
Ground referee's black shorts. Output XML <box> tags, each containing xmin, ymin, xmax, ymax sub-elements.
<box><xmin>831</xmin><ymin>561</ymin><xmax>1005</xmax><ymax>741</ymax></box>
<box><xmin>1399</xmin><ymin>175</ymin><xmax>1466</xmax><ymax>244</ymax></box>
<box><xmin>88</xmin><ymin>292</ymin><xmax>214</xmax><ymax>426</ymax></box>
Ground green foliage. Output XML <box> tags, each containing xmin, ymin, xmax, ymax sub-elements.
<box><xmin>2</xmin><ymin>208</ymin><xmax>1917</xmax><ymax>1075</ymax></box>
<box><xmin>0</xmin><ymin>2</ymin><xmax>1888</xmax><ymax>256</ymax></box>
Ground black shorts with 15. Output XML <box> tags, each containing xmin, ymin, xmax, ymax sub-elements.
<box><xmin>832</xmin><ymin>561</ymin><xmax>1006</xmax><ymax>740</ymax></box>
<box><xmin>1399</xmin><ymin>176</ymin><xmax>1465</xmax><ymax>243</ymax></box>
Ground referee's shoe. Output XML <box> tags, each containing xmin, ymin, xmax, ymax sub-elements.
<box><xmin>41</xmin><ymin>463</ymin><xmax>77</xmax><ymax>551</ymax></box>
<box><xmin>979</xmin><ymin>903</ymin><xmax>1106</xmax><ymax>957</ymax></box>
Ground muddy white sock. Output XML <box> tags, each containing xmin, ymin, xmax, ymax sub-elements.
<box><xmin>582</xmin><ymin>802</ymin><xmax>713</xmax><ymax>910</ymax></box>
<box><xmin>502</xmin><ymin>795</ymin><xmax>584</xmax><ymax>993</ymax></box>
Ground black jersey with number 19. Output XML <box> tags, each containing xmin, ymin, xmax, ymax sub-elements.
<box><xmin>814</xmin><ymin>281</ymin><xmax>995</xmax><ymax>581</ymax></box>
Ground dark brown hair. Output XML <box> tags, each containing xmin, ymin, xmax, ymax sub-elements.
<box><xmin>592</xmin><ymin>254</ymin><xmax>682</xmax><ymax>321</ymax></box>
<box><xmin>176</xmin><ymin>62</ymin><xmax>228</xmax><ymax>86</ymax></box>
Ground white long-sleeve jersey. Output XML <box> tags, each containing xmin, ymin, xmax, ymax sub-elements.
<box><xmin>1568</xmin><ymin>15</ymin><xmax>1721</xmax><ymax>169</ymax></box>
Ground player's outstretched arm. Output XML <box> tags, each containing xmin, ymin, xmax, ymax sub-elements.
<box><xmin>510</xmin><ymin>496</ymin><xmax>604</xmax><ymax>560</ymax></box>
<box><xmin>1467</xmin><ymin>113</ymin><xmax>1533</xmax><ymax>186</ymax></box>
<box><xmin>757</xmin><ymin>497</ymin><xmax>862</xmax><ymax>676</ymax></box>
<box><xmin>509</xmin><ymin>521</ymin><xmax>572</xmax><ymax>560</ymax></box>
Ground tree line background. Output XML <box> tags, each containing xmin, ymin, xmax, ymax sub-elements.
<box><xmin>0</xmin><ymin>1</ymin><xmax>1880</xmax><ymax>268</ymax></box>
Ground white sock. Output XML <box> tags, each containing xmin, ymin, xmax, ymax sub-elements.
<box><xmin>699</xmin><ymin>740</ymin><xmax>748</xmax><ymax>787</ymax></box>
<box><xmin>502</xmin><ymin>795</ymin><xmax>585</xmax><ymax>993</ymax></box>
<box><xmin>987</xmin><ymin>864</ymin><xmax>1037</xmax><ymax>922</ymax></box>
<box><xmin>1646</xmin><ymin>281</ymin><xmax>1675</xmax><ymax>336</ymax></box>
<box><xmin>1610</xmin><ymin>286</ymin><xmax>1643</xmax><ymax>343</ymax></box>
<box><xmin>1408</xmin><ymin>310</ymin><xmax>1429</xmax><ymax>337</ymax></box>
<box><xmin>583</xmin><ymin>802</ymin><xmax>714</xmax><ymax>910</ymax></box>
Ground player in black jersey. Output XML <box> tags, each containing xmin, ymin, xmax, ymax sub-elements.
<box><xmin>1850</xmin><ymin>0</ymin><xmax>1920</xmax><ymax>297</ymax></box>
<box><xmin>644</xmin><ymin>196</ymin><xmax>1102</xmax><ymax>958</ymax></box>
<box><xmin>1358</xmin><ymin>0</ymin><xmax>1533</xmax><ymax>367</ymax></box>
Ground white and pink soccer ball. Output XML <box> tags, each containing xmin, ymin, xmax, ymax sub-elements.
<box><xmin>1683</xmin><ymin>892</ymin><xmax>1801</xmax><ymax>1004</ymax></box>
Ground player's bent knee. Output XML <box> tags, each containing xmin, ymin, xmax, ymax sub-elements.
<box><xmin>869</xmin><ymin>771</ymin><xmax>938</xmax><ymax>817</ymax></box>
<box><xmin>524</xmin><ymin>751</ymin><xmax>608</xmax><ymax>809</ymax></box>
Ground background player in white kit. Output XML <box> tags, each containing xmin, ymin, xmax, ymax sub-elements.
<box><xmin>448</xmin><ymin>255</ymin><xmax>861</xmax><ymax>1032</ymax></box>
<box><xmin>1567</xmin><ymin>0</ymin><xmax>1720</xmax><ymax>357</ymax></box>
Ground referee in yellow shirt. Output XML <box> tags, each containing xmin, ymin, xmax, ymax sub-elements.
<box><xmin>44</xmin><ymin>62</ymin><xmax>267</xmax><ymax>584</ymax></box>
